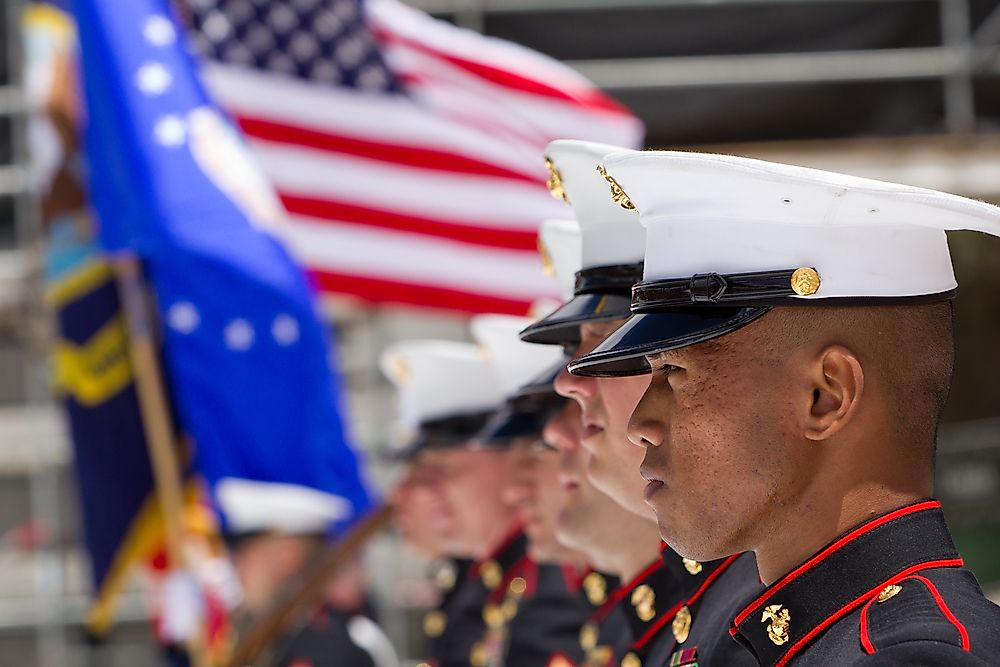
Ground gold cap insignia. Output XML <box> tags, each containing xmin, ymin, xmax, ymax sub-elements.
<box><xmin>672</xmin><ymin>605</ymin><xmax>692</xmax><ymax>644</ymax></box>
<box><xmin>386</xmin><ymin>355</ymin><xmax>410</xmax><ymax>385</ymax></box>
<box><xmin>877</xmin><ymin>583</ymin><xmax>902</xmax><ymax>603</ymax></box>
<box><xmin>682</xmin><ymin>558</ymin><xmax>702</xmax><ymax>575</ymax></box>
<box><xmin>579</xmin><ymin>622</ymin><xmax>598</xmax><ymax>651</ymax></box>
<box><xmin>790</xmin><ymin>267</ymin><xmax>821</xmax><ymax>296</ymax></box>
<box><xmin>596</xmin><ymin>165</ymin><xmax>636</xmax><ymax>211</ymax></box>
<box><xmin>481</xmin><ymin>559</ymin><xmax>502</xmax><ymax>589</ymax></box>
<box><xmin>621</xmin><ymin>651</ymin><xmax>642</xmax><ymax>667</ymax></box>
<box><xmin>423</xmin><ymin>610</ymin><xmax>447</xmax><ymax>638</ymax></box>
<box><xmin>537</xmin><ymin>235</ymin><xmax>556</xmax><ymax>278</ymax></box>
<box><xmin>544</xmin><ymin>157</ymin><xmax>570</xmax><ymax>204</ymax></box>
<box><xmin>631</xmin><ymin>583</ymin><xmax>656</xmax><ymax>622</ymax></box>
<box><xmin>583</xmin><ymin>572</ymin><xmax>608</xmax><ymax>606</ymax></box>
<box><xmin>761</xmin><ymin>604</ymin><xmax>791</xmax><ymax>646</ymax></box>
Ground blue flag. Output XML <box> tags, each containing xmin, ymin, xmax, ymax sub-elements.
<box><xmin>73</xmin><ymin>0</ymin><xmax>374</xmax><ymax>533</ymax></box>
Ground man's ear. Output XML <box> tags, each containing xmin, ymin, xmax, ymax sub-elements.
<box><xmin>803</xmin><ymin>345</ymin><xmax>864</xmax><ymax>442</ymax></box>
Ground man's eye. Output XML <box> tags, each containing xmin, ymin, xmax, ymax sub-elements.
<box><xmin>652</xmin><ymin>361</ymin><xmax>679</xmax><ymax>375</ymax></box>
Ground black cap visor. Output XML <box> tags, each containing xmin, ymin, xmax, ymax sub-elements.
<box><xmin>475</xmin><ymin>393</ymin><xmax>566</xmax><ymax>445</ymax></box>
<box><xmin>518</xmin><ymin>292</ymin><xmax>632</xmax><ymax>345</ymax></box>
<box><xmin>568</xmin><ymin>307</ymin><xmax>771</xmax><ymax>378</ymax></box>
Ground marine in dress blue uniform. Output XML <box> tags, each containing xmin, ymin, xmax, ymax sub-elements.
<box><xmin>569</xmin><ymin>150</ymin><xmax>1000</xmax><ymax>665</ymax></box>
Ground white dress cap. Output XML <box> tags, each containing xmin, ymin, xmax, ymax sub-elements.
<box><xmin>379</xmin><ymin>339</ymin><xmax>504</xmax><ymax>429</ymax></box>
<box><xmin>216</xmin><ymin>478</ymin><xmax>352</xmax><ymax>535</ymax></box>
<box><xmin>538</xmin><ymin>219</ymin><xmax>582</xmax><ymax>300</ymax></box>
<box><xmin>545</xmin><ymin>140</ymin><xmax>644</xmax><ymax>269</ymax></box>
<box><xmin>470</xmin><ymin>314</ymin><xmax>565</xmax><ymax>399</ymax></box>
<box><xmin>600</xmin><ymin>150</ymin><xmax>1000</xmax><ymax>300</ymax></box>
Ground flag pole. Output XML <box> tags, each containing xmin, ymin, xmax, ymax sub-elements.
<box><xmin>112</xmin><ymin>254</ymin><xmax>210</xmax><ymax>667</ymax></box>
<box><xmin>226</xmin><ymin>503</ymin><xmax>394</xmax><ymax>667</ymax></box>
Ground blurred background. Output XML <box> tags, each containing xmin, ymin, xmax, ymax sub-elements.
<box><xmin>1</xmin><ymin>0</ymin><xmax>999</xmax><ymax>665</ymax></box>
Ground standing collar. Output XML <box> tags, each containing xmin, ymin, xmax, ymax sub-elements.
<box><xmin>615</xmin><ymin>555</ymin><xmax>684</xmax><ymax>658</ymax></box>
<box><xmin>469</xmin><ymin>525</ymin><xmax>528</xmax><ymax>592</ymax></box>
<box><xmin>731</xmin><ymin>500</ymin><xmax>962</xmax><ymax>667</ymax></box>
<box><xmin>660</xmin><ymin>544</ymin><xmax>742</xmax><ymax>601</ymax></box>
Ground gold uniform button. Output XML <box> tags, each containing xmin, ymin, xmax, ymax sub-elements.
<box><xmin>422</xmin><ymin>610</ymin><xmax>446</xmax><ymax>638</ymax></box>
<box><xmin>621</xmin><ymin>651</ymin><xmax>642</xmax><ymax>667</ymax></box>
<box><xmin>483</xmin><ymin>603</ymin><xmax>505</xmax><ymax>629</ymax></box>
<box><xmin>501</xmin><ymin>597</ymin><xmax>519</xmax><ymax>621</ymax></box>
<box><xmin>579</xmin><ymin>622</ymin><xmax>598</xmax><ymax>651</ymax></box>
<box><xmin>432</xmin><ymin>561</ymin><xmax>457</xmax><ymax>591</ymax></box>
<box><xmin>682</xmin><ymin>558</ymin><xmax>702</xmax><ymax>575</ymax></box>
<box><xmin>470</xmin><ymin>642</ymin><xmax>488</xmax><ymax>667</ymax></box>
<box><xmin>583</xmin><ymin>572</ymin><xmax>608</xmax><ymax>606</ymax></box>
<box><xmin>790</xmin><ymin>267</ymin><xmax>821</xmax><ymax>296</ymax></box>
<box><xmin>631</xmin><ymin>583</ymin><xmax>657</xmax><ymax>622</ymax></box>
<box><xmin>672</xmin><ymin>604</ymin><xmax>692</xmax><ymax>644</ymax></box>
<box><xmin>481</xmin><ymin>560</ymin><xmax>502</xmax><ymax>589</ymax></box>
<box><xmin>877</xmin><ymin>583</ymin><xmax>903</xmax><ymax>603</ymax></box>
<box><xmin>509</xmin><ymin>576</ymin><xmax>528</xmax><ymax>598</ymax></box>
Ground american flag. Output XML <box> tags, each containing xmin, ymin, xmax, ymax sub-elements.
<box><xmin>184</xmin><ymin>0</ymin><xmax>643</xmax><ymax>315</ymax></box>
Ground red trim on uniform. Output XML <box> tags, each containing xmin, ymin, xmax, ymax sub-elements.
<box><xmin>587</xmin><ymin>557</ymin><xmax>665</xmax><ymax>625</ymax></box>
<box><xmin>733</xmin><ymin>501</ymin><xmax>941</xmax><ymax>628</ymax></box>
<box><xmin>859</xmin><ymin>594</ymin><xmax>878</xmax><ymax>654</ymax></box>
<box><xmin>770</xmin><ymin>559</ymin><xmax>963</xmax><ymax>667</ymax></box>
<box><xmin>562</xmin><ymin>564</ymin><xmax>591</xmax><ymax>595</ymax></box>
<box><xmin>546</xmin><ymin>651</ymin><xmax>578</xmax><ymax>667</ymax></box>
<box><xmin>469</xmin><ymin>523</ymin><xmax>526</xmax><ymax>580</ymax></box>
<box><xmin>906</xmin><ymin>574</ymin><xmax>971</xmax><ymax>651</ymax></box>
<box><xmin>632</xmin><ymin>600</ymin><xmax>685</xmax><ymax>650</ymax></box>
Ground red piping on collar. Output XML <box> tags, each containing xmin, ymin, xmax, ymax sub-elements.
<box><xmin>562</xmin><ymin>565</ymin><xmax>592</xmax><ymax>595</ymax></box>
<box><xmin>763</xmin><ymin>558</ymin><xmax>963</xmax><ymax>667</ymax></box>
<box><xmin>587</xmin><ymin>557</ymin><xmax>666</xmax><ymax>625</ymax></box>
<box><xmin>469</xmin><ymin>522</ymin><xmax>525</xmax><ymax>579</ymax></box>
<box><xmin>861</xmin><ymin>573</ymin><xmax>970</xmax><ymax>654</ymax></box>
<box><xmin>662</xmin><ymin>554</ymin><xmax>742</xmax><ymax>655</ymax></box>
<box><xmin>733</xmin><ymin>500</ymin><xmax>940</xmax><ymax>628</ymax></box>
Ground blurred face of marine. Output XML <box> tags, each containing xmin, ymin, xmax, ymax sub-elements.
<box><xmin>555</xmin><ymin>320</ymin><xmax>652</xmax><ymax>517</ymax></box>
<box><xmin>390</xmin><ymin>462</ymin><xmax>446</xmax><ymax>558</ymax></box>
<box><xmin>544</xmin><ymin>400</ymin><xmax>631</xmax><ymax>558</ymax></box>
<box><xmin>233</xmin><ymin>533</ymin><xmax>316</xmax><ymax>614</ymax></box>
<box><xmin>419</xmin><ymin>446</ymin><xmax>518</xmax><ymax>559</ymax></box>
<box><xmin>501</xmin><ymin>434</ymin><xmax>580</xmax><ymax>563</ymax></box>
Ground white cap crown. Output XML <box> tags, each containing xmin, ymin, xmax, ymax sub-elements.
<box><xmin>601</xmin><ymin>150</ymin><xmax>1000</xmax><ymax>299</ymax></box>
<box><xmin>379</xmin><ymin>340</ymin><xmax>503</xmax><ymax>428</ymax></box>
<box><xmin>471</xmin><ymin>314</ymin><xmax>564</xmax><ymax>397</ymax></box>
<box><xmin>538</xmin><ymin>219</ymin><xmax>582</xmax><ymax>299</ymax></box>
<box><xmin>545</xmin><ymin>140</ymin><xmax>644</xmax><ymax>270</ymax></box>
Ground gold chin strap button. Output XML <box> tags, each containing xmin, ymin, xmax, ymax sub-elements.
<box><xmin>790</xmin><ymin>267</ymin><xmax>821</xmax><ymax>296</ymax></box>
<box><xmin>422</xmin><ymin>610</ymin><xmax>446</xmax><ymax>638</ymax></box>
<box><xmin>621</xmin><ymin>651</ymin><xmax>642</xmax><ymax>667</ymax></box>
<box><xmin>761</xmin><ymin>604</ymin><xmax>791</xmax><ymax>646</ymax></box>
<box><xmin>672</xmin><ymin>605</ymin><xmax>692</xmax><ymax>644</ymax></box>
<box><xmin>682</xmin><ymin>558</ymin><xmax>702</xmax><ymax>575</ymax></box>
<box><xmin>877</xmin><ymin>583</ymin><xmax>903</xmax><ymax>603</ymax></box>
<box><xmin>480</xmin><ymin>560</ymin><xmax>502</xmax><ymax>589</ymax></box>
<box><xmin>583</xmin><ymin>572</ymin><xmax>607</xmax><ymax>606</ymax></box>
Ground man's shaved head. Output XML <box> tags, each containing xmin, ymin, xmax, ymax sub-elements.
<box><xmin>759</xmin><ymin>302</ymin><xmax>955</xmax><ymax>457</ymax></box>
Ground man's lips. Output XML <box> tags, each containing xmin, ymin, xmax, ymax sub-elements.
<box><xmin>580</xmin><ymin>413</ymin><xmax>604</xmax><ymax>440</ymax></box>
<box><xmin>640</xmin><ymin>464</ymin><xmax>665</xmax><ymax>501</ymax></box>
<box><xmin>556</xmin><ymin>471</ymin><xmax>581</xmax><ymax>493</ymax></box>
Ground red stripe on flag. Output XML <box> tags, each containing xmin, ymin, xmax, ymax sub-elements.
<box><xmin>373</xmin><ymin>26</ymin><xmax>632</xmax><ymax>115</ymax></box>
<box><xmin>235</xmin><ymin>115</ymin><xmax>539</xmax><ymax>184</ymax></box>
<box><xmin>280</xmin><ymin>193</ymin><xmax>539</xmax><ymax>251</ymax></box>
<box><xmin>310</xmin><ymin>269</ymin><xmax>534</xmax><ymax>315</ymax></box>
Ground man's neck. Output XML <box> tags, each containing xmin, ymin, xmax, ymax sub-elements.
<box><xmin>598</xmin><ymin>518</ymin><xmax>664</xmax><ymax>582</ymax></box>
<box><xmin>754</xmin><ymin>484</ymin><xmax>929</xmax><ymax>585</ymax></box>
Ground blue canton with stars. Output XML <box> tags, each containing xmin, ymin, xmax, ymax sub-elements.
<box><xmin>183</xmin><ymin>0</ymin><xmax>403</xmax><ymax>93</ymax></box>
